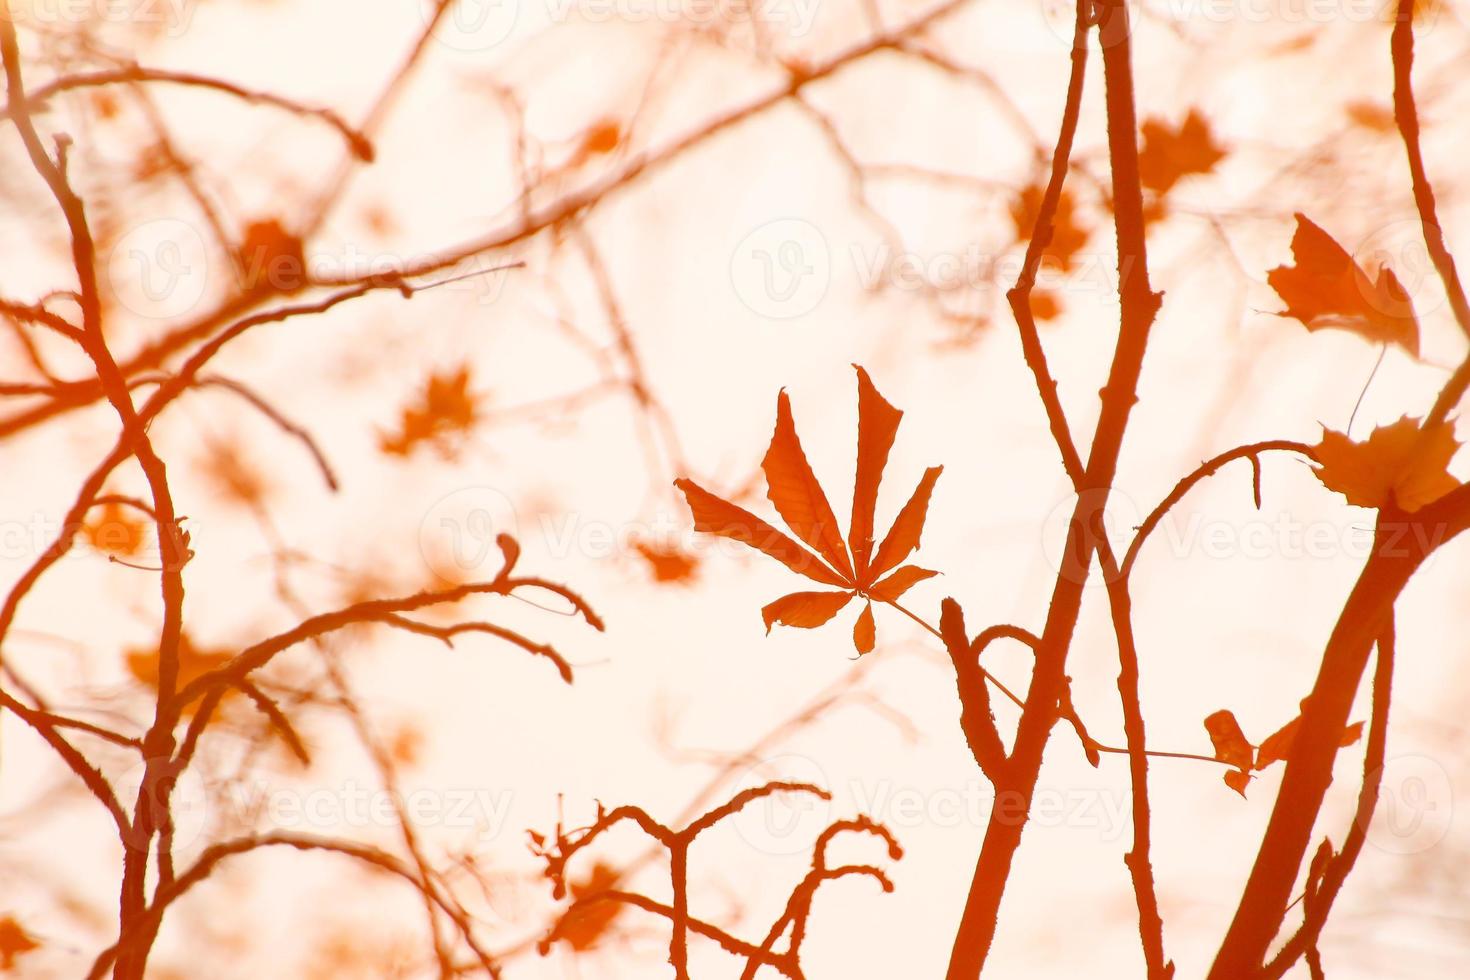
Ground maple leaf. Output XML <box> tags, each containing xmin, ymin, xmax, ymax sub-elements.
<box><xmin>1312</xmin><ymin>416</ymin><xmax>1461</xmax><ymax>513</ymax></box>
<box><xmin>1009</xmin><ymin>183</ymin><xmax>1089</xmax><ymax>273</ymax></box>
<box><xmin>676</xmin><ymin>366</ymin><xmax>941</xmax><ymax>656</ymax></box>
<box><xmin>0</xmin><ymin>915</ymin><xmax>39</xmax><ymax>971</ymax></box>
<box><xmin>83</xmin><ymin>500</ymin><xmax>146</xmax><ymax>556</ymax></box>
<box><xmin>126</xmin><ymin>633</ymin><xmax>236</xmax><ymax>713</ymax></box>
<box><xmin>1138</xmin><ymin>109</ymin><xmax>1226</xmax><ymax>196</ymax></box>
<box><xmin>379</xmin><ymin>365</ymin><xmax>483</xmax><ymax>459</ymax></box>
<box><xmin>1267</xmin><ymin>213</ymin><xmax>1419</xmax><ymax>356</ymax></box>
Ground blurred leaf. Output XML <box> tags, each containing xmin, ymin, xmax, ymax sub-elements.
<box><xmin>83</xmin><ymin>501</ymin><xmax>146</xmax><ymax>557</ymax></box>
<box><xmin>1138</xmin><ymin>109</ymin><xmax>1226</xmax><ymax>195</ymax></box>
<box><xmin>0</xmin><ymin>915</ymin><xmax>39</xmax><ymax>970</ymax></box>
<box><xmin>379</xmin><ymin>365</ymin><xmax>483</xmax><ymax>459</ymax></box>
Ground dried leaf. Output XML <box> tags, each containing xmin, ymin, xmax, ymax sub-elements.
<box><xmin>850</xmin><ymin>366</ymin><xmax>902</xmax><ymax>578</ymax></box>
<box><xmin>676</xmin><ymin>479</ymin><xmax>846</xmax><ymax>587</ymax></box>
<box><xmin>853</xmin><ymin>601</ymin><xmax>876</xmax><ymax>655</ymax></box>
<box><xmin>84</xmin><ymin>501</ymin><xmax>146</xmax><ymax>556</ymax></box>
<box><xmin>1267</xmin><ymin>213</ymin><xmax>1419</xmax><ymax>356</ymax></box>
<box><xmin>1138</xmin><ymin>109</ymin><xmax>1226</xmax><ymax>195</ymax></box>
<box><xmin>1345</xmin><ymin>100</ymin><xmax>1395</xmax><ymax>132</ymax></box>
<box><xmin>763</xmin><ymin>391</ymin><xmax>855</xmax><ymax>579</ymax></box>
<box><xmin>125</xmin><ymin>634</ymin><xmax>235</xmax><ymax>708</ymax></box>
<box><xmin>1255</xmin><ymin>716</ymin><xmax>1300</xmax><ymax>770</ymax></box>
<box><xmin>1223</xmin><ymin>768</ymin><xmax>1253</xmax><ymax>797</ymax></box>
<box><xmin>0</xmin><ymin>916</ymin><xmax>39</xmax><ymax>970</ymax></box>
<box><xmin>558</xmin><ymin>861</ymin><xmax>624</xmax><ymax>951</ymax></box>
<box><xmin>1010</xmin><ymin>183</ymin><xmax>1089</xmax><ymax>271</ymax></box>
<box><xmin>868</xmin><ymin>565</ymin><xmax>938</xmax><ymax>602</ymax></box>
<box><xmin>631</xmin><ymin>539</ymin><xmax>699</xmax><ymax>583</ymax></box>
<box><xmin>1312</xmin><ymin>416</ymin><xmax>1460</xmax><ymax>512</ymax></box>
<box><xmin>761</xmin><ymin>590</ymin><xmax>854</xmax><ymax>633</ymax></box>
<box><xmin>238</xmin><ymin>218</ymin><xmax>305</xmax><ymax>292</ymax></box>
<box><xmin>379</xmin><ymin>365</ymin><xmax>482</xmax><ymax>459</ymax></box>
<box><xmin>1204</xmin><ymin>709</ymin><xmax>1254</xmax><ymax>772</ymax></box>
<box><xmin>867</xmin><ymin>466</ymin><xmax>943</xmax><ymax>582</ymax></box>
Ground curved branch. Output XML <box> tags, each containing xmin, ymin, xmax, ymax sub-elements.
<box><xmin>86</xmin><ymin>832</ymin><xmax>498</xmax><ymax>980</ymax></box>
<box><xmin>7</xmin><ymin>64</ymin><xmax>373</xmax><ymax>160</ymax></box>
<box><xmin>1121</xmin><ymin>440</ymin><xmax>1316</xmax><ymax>580</ymax></box>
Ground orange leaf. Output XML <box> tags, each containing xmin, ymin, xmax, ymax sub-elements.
<box><xmin>849</xmin><ymin>366</ymin><xmax>902</xmax><ymax>579</ymax></box>
<box><xmin>1257</xmin><ymin>714</ymin><xmax>1365</xmax><ymax>770</ymax></box>
<box><xmin>1204</xmin><ymin>709</ymin><xmax>1254</xmax><ymax>772</ymax></box>
<box><xmin>1138</xmin><ymin>109</ymin><xmax>1226</xmax><ymax>195</ymax></box>
<box><xmin>83</xmin><ymin>501</ymin><xmax>146</xmax><ymax>556</ymax></box>
<box><xmin>676</xmin><ymin>479</ymin><xmax>845</xmax><ymax>586</ymax></box>
<box><xmin>1223</xmin><ymin>768</ymin><xmax>1252</xmax><ymax>797</ymax></box>
<box><xmin>761</xmin><ymin>590</ymin><xmax>854</xmax><ymax>632</ymax></box>
<box><xmin>1312</xmin><ymin>416</ymin><xmax>1460</xmax><ymax>512</ymax></box>
<box><xmin>125</xmin><ymin>634</ymin><xmax>235</xmax><ymax>713</ymax></box>
<box><xmin>557</xmin><ymin>861</ymin><xmax>625</xmax><ymax>951</ymax></box>
<box><xmin>1255</xmin><ymin>716</ymin><xmax>1300</xmax><ymax>770</ymax></box>
<box><xmin>867</xmin><ymin>466</ymin><xmax>943</xmax><ymax>583</ymax></box>
<box><xmin>853</xmin><ymin>601</ymin><xmax>876</xmax><ymax>655</ymax></box>
<box><xmin>0</xmin><ymin>915</ymin><xmax>39</xmax><ymax>970</ymax></box>
<box><xmin>762</xmin><ymin>391</ymin><xmax>855</xmax><ymax>581</ymax></box>
<box><xmin>1009</xmin><ymin>183</ymin><xmax>1090</xmax><ymax>271</ymax></box>
<box><xmin>379</xmin><ymin>365</ymin><xmax>483</xmax><ymax>459</ymax></box>
<box><xmin>631</xmin><ymin>539</ymin><xmax>699</xmax><ymax>583</ymax></box>
<box><xmin>868</xmin><ymin>565</ymin><xmax>938</xmax><ymax>602</ymax></box>
<box><xmin>1267</xmin><ymin>213</ymin><xmax>1419</xmax><ymax>356</ymax></box>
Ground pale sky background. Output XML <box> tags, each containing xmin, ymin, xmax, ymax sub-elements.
<box><xmin>2</xmin><ymin>0</ymin><xmax>1470</xmax><ymax>977</ymax></box>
